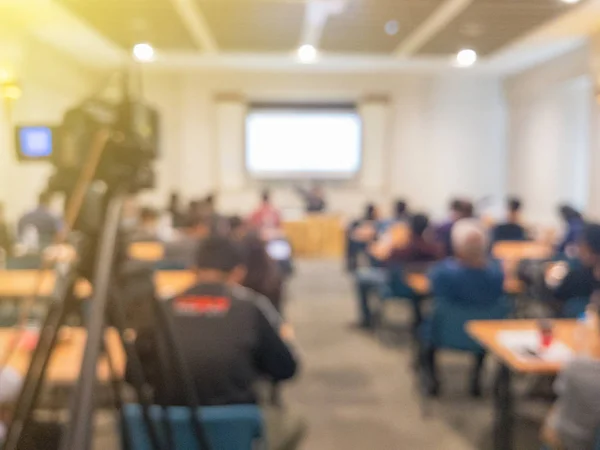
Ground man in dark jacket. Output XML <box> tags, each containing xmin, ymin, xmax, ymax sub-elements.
<box><xmin>133</xmin><ymin>236</ymin><xmax>304</xmax><ymax>450</ymax></box>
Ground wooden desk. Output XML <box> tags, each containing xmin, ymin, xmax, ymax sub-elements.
<box><xmin>0</xmin><ymin>328</ymin><xmax>125</xmax><ymax>382</ymax></box>
<box><xmin>467</xmin><ymin>319</ymin><xmax>583</xmax><ymax>450</ymax></box>
<box><xmin>128</xmin><ymin>241</ymin><xmax>164</xmax><ymax>261</ymax></box>
<box><xmin>282</xmin><ymin>215</ymin><xmax>344</xmax><ymax>258</ymax></box>
<box><xmin>0</xmin><ymin>270</ymin><xmax>197</xmax><ymax>299</ymax></box>
<box><xmin>492</xmin><ymin>241</ymin><xmax>551</xmax><ymax>262</ymax></box>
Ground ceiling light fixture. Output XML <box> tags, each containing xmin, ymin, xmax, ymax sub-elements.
<box><xmin>297</xmin><ymin>44</ymin><xmax>318</xmax><ymax>63</ymax></box>
<box><xmin>561</xmin><ymin>0</ymin><xmax>581</xmax><ymax>4</ymax></box>
<box><xmin>385</xmin><ymin>20</ymin><xmax>399</xmax><ymax>36</ymax></box>
<box><xmin>455</xmin><ymin>48</ymin><xmax>477</xmax><ymax>67</ymax></box>
<box><xmin>132</xmin><ymin>43</ymin><xmax>155</xmax><ymax>62</ymax></box>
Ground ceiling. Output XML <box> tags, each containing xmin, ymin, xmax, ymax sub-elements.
<box><xmin>2</xmin><ymin>0</ymin><xmax>600</xmax><ymax>74</ymax></box>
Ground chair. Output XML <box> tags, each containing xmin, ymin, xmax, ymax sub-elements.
<box><xmin>122</xmin><ymin>404</ymin><xmax>265</xmax><ymax>450</ymax></box>
<box><xmin>561</xmin><ymin>296</ymin><xmax>589</xmax><ymax>319</ymax></box>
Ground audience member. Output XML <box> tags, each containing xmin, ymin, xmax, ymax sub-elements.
<box><xmin>541</xmin><ymin>306</ymin><xmax>600</xmax><ymax>450</ymax></box>
<box><xmin>249</xmin><ymin>190</ymin><xmax>282</xmax><ymax>231</ymax></box>
<box><xmin>0</xmin><ymin>203</ymin><xmax>13</xmax><ymax>258</ymax></box>
<box><xmin>353</xmin><ymin>214</ymin><xmax>440</xmax><ymax>329</ymax></box>
<box><xmin>167</xmin><ymin>191</ymin><xmax>186</xmax><ymax>229</ymax></box>
<box><xmin>17</xmin><ymin>192</ymin><xmax>61</xmax><ymax>246</ymax></box>
<box><xmin>129</xmin><ymin>207</ymin><xmax>160</xmax><ymax>242</ymax></box>
<box><xmin>163</xmin><ymin>215</ymin><xmax>210</xmax><ymax>267</ymax></box>
<box><xmin>426</xmin><ymin>219</ymin><xmax>504</xmax><ymax>396</ymax></box>
<box><xmin>557</xmin><ymin>204</ymin><xmax>585</xmax><ymax>256</ymax></box>
<box><xmin>547</xmin><ymin>223</ymin><xmax>600</xmax><ymax>307</ymax></box>
<box><xmin>346</xmin><ymin>203</ymin><xmax>381</xmax><ymax>272</ymax></box>
<box><xmin>133</xmin><ymin>236</ymin><xmax>304</xmax><ymax>450</ymax></box>
<box><xmin>436</xmin><ymin>198</ymin><xmax>469</xmax><ymax>256</ymax></box>
<box><xmin>393</xmin><ymin>199</ymin><xmax>410</xmax><ymax>223</ymax></box>
<box><xmin>228</xmin><ymin>215</ymin><xmax>248</xmax><ymax>241</ymax></box>
<box><xmin>492</xmin><ymin>197</ymin><xmax>527</xmax><ymax>242</ymax></box>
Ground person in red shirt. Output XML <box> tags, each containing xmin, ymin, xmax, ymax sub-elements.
<box><xmin>249</xmin><ymin>190</ymin><xmax>282</xmax><ymax>231</ymax></box>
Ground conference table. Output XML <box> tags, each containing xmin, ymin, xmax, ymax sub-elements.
<box><xmin>282</xmin><ymin>215</ymin><xmax>345</xmax><ymax>258</ymax></box>
<box><xmin>467</xmin><ymin>319</ymin><xmax>593</xmax><ymax>450</ymax></box>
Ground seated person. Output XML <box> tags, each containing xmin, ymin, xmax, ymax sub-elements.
<box><xmin>354</xmin><ymin>214</ymin><xmax>440</xmax><ymax>329</ymax></box>
<box><xmin>546</xmin><ymin>223</ymin><xmax>600</xmax><ymax>310</ymax></box>
<box><xmin>393</xmin><ymin>199</ymin><xmax>410</xmax><ymax>223</ymax></box>
<box><xmin>425</xmin><ymin>219</ymin><xmax>504</xmax><ymax>396</ymax></box>
<box><xmin>436</xmin><ymin>198</ymin><xmax>472</xmax><ymax>257</ymax></box>
<box><xmin>492</xmin><ymin>197</ymin><xmax>527</xmax><ymax>242</ymax></box>
<box><xmin>162</xmin><ymin>215</ymin><xmax>210</xmax><ymax>268</ymax></box>
<box><xmin>17</xmin><ymin>191</ymin><xmax>61</xmax><ymax>246</ymax></box>
<box><xmin>557</xmin><ymin>204</ymin><xmax>585</xmax><ymax>256</ymax></box>
<box><xmin>249</xmin><ymin>190</ymin><xmax>282</xmax><ymax>231</ymax></box>
<box><xmin>129</xmin><ymin>207</ymin><xmax>160</xmax><ymax>242</ymax></box>
<box><xmin>133</xmin><ymin>236</ymin><xmax>304</xmax><ymax>450</ymax></box>
<box><xmin>541</xmin><ymin>308</ymin><xmax>600</xmax><ymax>450</ymax></box>
<box><xmin>346</xmin><ymin>203</ymin><xmax>381</xmax><ymax>271</ymax></box>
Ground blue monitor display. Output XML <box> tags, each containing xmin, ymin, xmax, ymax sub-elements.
<box><xmin>16</xmin><ymin>126</ymin><xmax>53</xmax><ymax>160</ymax></box>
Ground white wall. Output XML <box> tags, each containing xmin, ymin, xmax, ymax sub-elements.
<box><xmin>504</xmin><ymin>46</ymin><xmax>593</xmax><ymax>226</ymax></box>
<box><xmin>142</xmin><ymin>70</ymin><xmax>507</xmax><ymax>220</ymax></box>
<box><xmin>0</xmin><ymin>38</ymin><xmax>101</xmax><ymax>220</ymax></box>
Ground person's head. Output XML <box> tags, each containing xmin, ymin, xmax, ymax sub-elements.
<box><xmin>577</xmin><ymin>223</ymin><xmax>600</xmax><ymax>268</ymax></box>
<box><xmin>38</xmin><ymin>191</ymin><xmax>51</xmax><ymax>208</ymax></box>
<box><xmin>364</xmin><ymin>203</ymin><xmax>379</xmax><ymax>221</ymax></box>
<box><xmin>194</xmin><ymin>236</ymin><xmax>246</xmax><ymax>284</ymax></box>
<box><xmin>449</xmin><ymin>198</ymin><xmax>463</xmax><ymax>221</ymax></box>
<box><xmin>410</xmin><ymin>214</ymin><xmax>429</xmax><ymax>238</ymax></box>
<box><xmin>241</xmin><ymin>236</ymin><xmax>279</xmax><ymax>296</ymax></box>
<box><xmin>185</xmin><ymin>215</ymin><xmax>210</xmax><ymax>239</ymax></box>
<box><xmin>139</xmin><ymin>207</ymin><xmax>159</xmax><ymax>227</ymax></box>
<box><xmin>506</xmin><ymin>197</ymin><xmax>521</xmax><ymax>222</ymax></box>
<box><xmin>261</xmin><ymin>190</ymin><xmax>271</xmax><ymax>204</ymax></box>
<box><xmin>459</xmin><ymin>200</ymin><xmax>474</xmax><ymax>219</ymax></box>
<box><xmin>452</xmin><ymin>218</ymin><xmax>489</xmax><ymax>266</ymax></box>
<box><xmin>394</xmin><ymin>200</ymin><xmax>408</xmax><ymax>219</ymax></box>
<box><xmin>228</xmin><ymin>215</ymin><xmax>246</xmax><ymax>240</ymax></box>
<box><xmin>559</xmin><ymin>204</ymin><xmax>582</xmax><ymax>223</ymax></box>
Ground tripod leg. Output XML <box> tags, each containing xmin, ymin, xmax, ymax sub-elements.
<box><xmin>152</xmin><ymin>298</ymin><xmax>212</xmax><ymax>450</ymax></box>
<box><xmin>3</xmin><ymin>273</ymin><xmax>78</xmax><ymax>450</ymax></box>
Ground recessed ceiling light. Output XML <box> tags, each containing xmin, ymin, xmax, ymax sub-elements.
<box><xmin>385</xmin><ymin>20</ymin><xmax>399</xmax><ymax>36</ymax></box>
<box><xmin>561</xmin><ymin>0</ymin><xmax>581</xmax><ymax>4</ymax></box>
<box><xmin>132</xmin><ymin>42</ymin><xmax>154</xmax><ymax>62</ymax></box>
<box><xmin>297</xmin><ymin>44</ymin><xmax>318</xmax><ymax>63</ymax></box>
<box><xmin>455</xmin><ymin>48</ymin><xmax>477</xmax><ymax>67</ymax></box>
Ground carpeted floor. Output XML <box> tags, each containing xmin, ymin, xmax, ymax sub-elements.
<box><xmin>284</xmin><ymin>259</ymin><xmax>549</xmax><ymax>450</ymax></box>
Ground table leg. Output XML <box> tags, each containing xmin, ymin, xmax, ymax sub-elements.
<box><xmin>493</xmin><ymin>364</ymin><xmax>514</xmax><ymax>450</ymax></box>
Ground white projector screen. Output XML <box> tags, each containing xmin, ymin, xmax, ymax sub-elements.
<box><xmin>246</xmin><ymin>107</ymin><xmax>362</xmax><ymax>179</ymax></box>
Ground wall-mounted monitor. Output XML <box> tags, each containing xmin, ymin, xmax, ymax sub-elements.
<box><xmin>15</xmin><ymin>125</ymin><xmax>55</xmax><ymax>162</ymax></box>
<box><xmin>245</xmin><ymin>104</ymin><xmax>362</xmax><ymax>179</ymax></box>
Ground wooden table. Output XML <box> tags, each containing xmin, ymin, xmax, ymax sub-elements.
<box><xmin>0</xmin><ymin>328</ymin><xmax>125</xmax><ymax>382</ymax></box>
<box><xmin>0</xmin><ymin>270</ymin><xmax>197</xmax><ymax>299</ymax></box>
<box><xmin>467</xmin><ymin>320</ymin><xmax>584</xmax><ymax>450</ymax></box>
<box><xmin>282</xmin><ymin>215</ymin><xmax>344</xmax><ymax>258</ymax></box>
<box><xmin>492</xmin><ymin>241</ymin><xmax>552</xmax><ymax>262</ymax></box>
<box><xmin>128</xmin><ymin>241</ymin><xmax>164</xmax><ymax>261</ymax></box>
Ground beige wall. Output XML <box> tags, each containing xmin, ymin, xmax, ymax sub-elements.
<box><xmin>0</xmin><ymin>37</ymin><xmax>101</xmax><ymax>220</ymax></box>
<box><xmin>141</xmin><ymin>70</ymin><xmax>507</xmax><ymax>220</ymax></box>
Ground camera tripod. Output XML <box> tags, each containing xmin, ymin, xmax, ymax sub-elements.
<box><xmin>2</xmin><ymin>187</ymin><xmax>212</xmax><ymax>450</ymax></box>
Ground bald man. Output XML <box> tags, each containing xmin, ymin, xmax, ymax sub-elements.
<box><xmin>424</xmin><ymin>219</ymin><xmax>505</xmax><ymax>397</ymax></box>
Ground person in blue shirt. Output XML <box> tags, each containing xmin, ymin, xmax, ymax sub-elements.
<box><xmin>346</xmin><ymin>203</ymin><xmax>381</xmax><ymax>272</ymax></box>
<box><xmin>556</xmin><ymin>204</ymin><xmax>585</xmax><ymax>256</ymax></box>
<box><xmin>425</xmin><ymin>219</ymin><xmax>504</xmax><ymax>396</ymax></box>
<box><xmin>491</xmin><ymin>197</ymin><xmax>527</xmax><ymax>243</ymax></box>
<box><xmin>17</xmin><ymin>192</ymin><xmax>62</xmax><ymax>245</ymax></box>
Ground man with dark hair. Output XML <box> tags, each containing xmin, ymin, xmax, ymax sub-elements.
<box><xmin>386</xmin><ymin>214</ymin><xmax>441</xmax><ymax>264</ymax></box>
<box><xmin>133</xmin><ymin>236</ymin><xmax>304</xmax><ymax>450</ymax></box>
<box><xmin>436</xmin><ymin>198</ymin><xmax>469</xmax><ymax>257</ymax></box>
<box><xmin>491</xmin><ymin>197</ymin><xmax>527</xmax><ymax>242</ymax></box>
<box><xmin>129</xmin><ymin>207</ymin><xmax>160</xmax><ymax>242</ymax></box>
<box><xmin>556</xmin><ymin>204</ymin><xmax>585</xmax><ymax>256</ymax></box>
<box><xmin>162</xmin><ymin>215</ymin><xmax>210</xmax><ymax>268</ymax></box>
<box><xmin>17</xmin><ymin>191</ymin><xmax>62</xmax><ymax>245</ymax></box>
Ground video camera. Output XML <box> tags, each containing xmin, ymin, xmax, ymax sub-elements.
<box><xmin>15</xmin><ymin>82</ymin><xmax>160</xmax><ymax>194</ymax></box>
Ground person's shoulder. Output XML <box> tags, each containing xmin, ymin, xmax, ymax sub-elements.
<box><xmin>429</xmin><ymin>258</ymin><xmax>455</xmax><ymax>280</ymax></box>
<box><xmin>231</xmin><ymin>285</ymin><xmax>282</xmax><ymax>326</ymax></box>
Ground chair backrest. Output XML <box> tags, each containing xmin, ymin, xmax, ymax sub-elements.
<box><xmin>430</xmin><ymin>297</ymin><xmax>511</xmax><ymax>353</ymax></box>
<box><xmin>562</xmin><ymin>296</ymin><xmax>590</xmax><ymax>319</ymax></box>
<box><xmin>122</xmin><ymin>404</ymin><xmax>265</xmax><ymax>450</ymax></box>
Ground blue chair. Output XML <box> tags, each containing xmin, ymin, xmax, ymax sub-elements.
<box><xmin>561</xmin><ymin>296</ymin><xmax>589</xmax><ymax>319</ymax></box>
<box><xmin>122</xmin><ymin>404</ymin><xmax>265</xmax><ymax>450</ymax></box>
